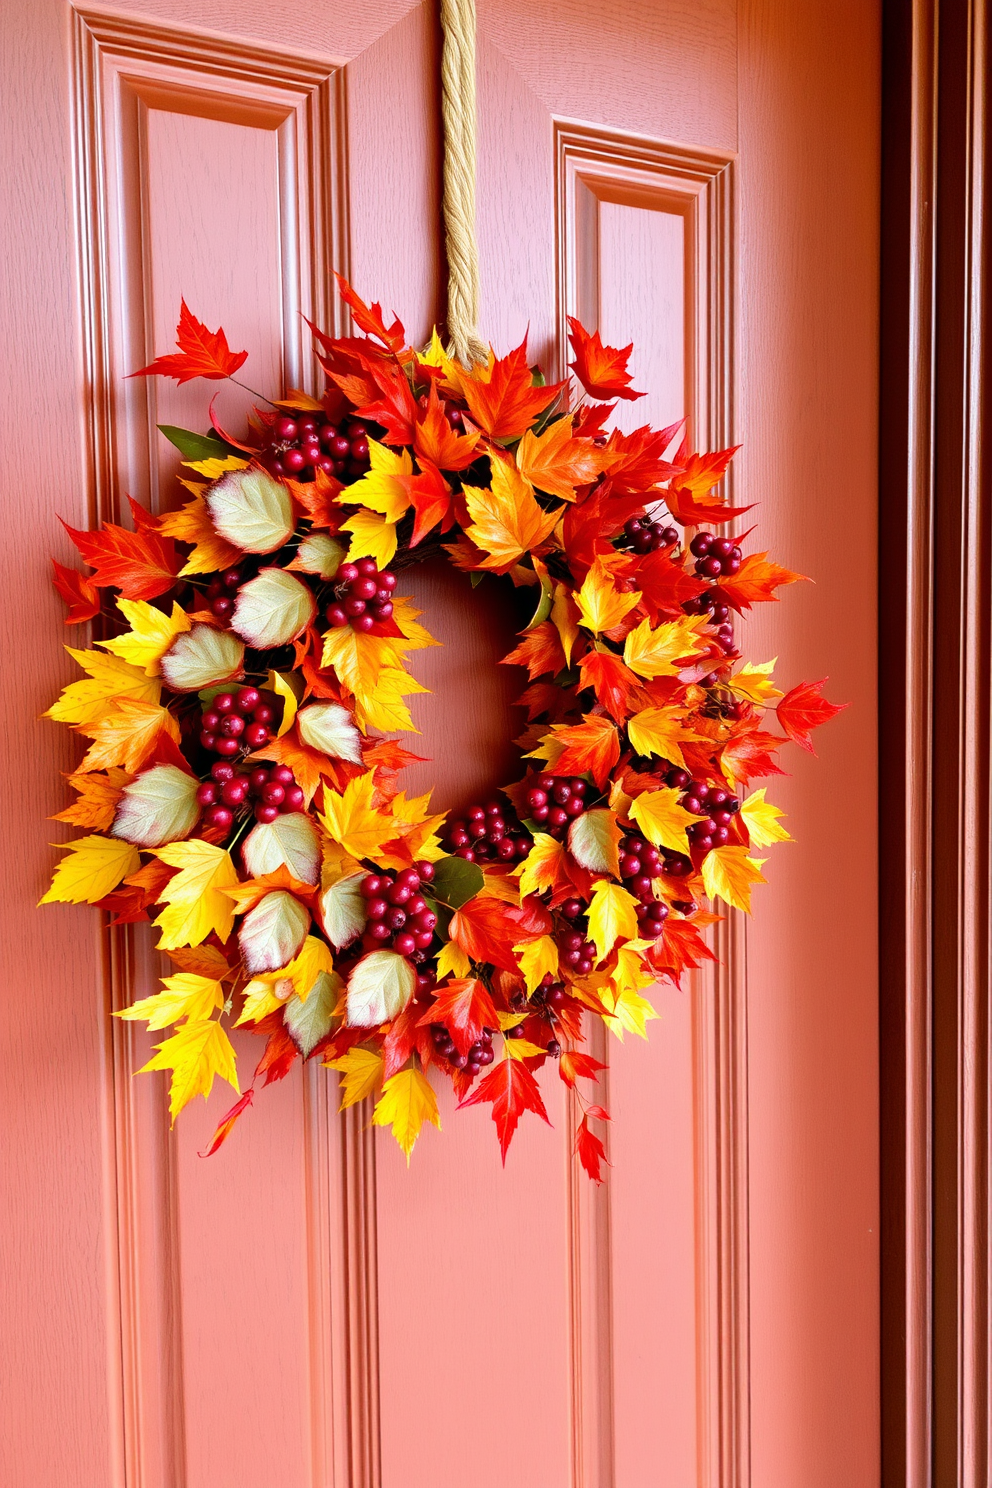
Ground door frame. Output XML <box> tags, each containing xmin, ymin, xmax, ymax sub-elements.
<box><xmin>879</xmin><ymin>0</ymin><xmax>990</xmax><ymax>1481</ymax></box>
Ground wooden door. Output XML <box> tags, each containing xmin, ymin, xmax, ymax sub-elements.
<box><xmin>1</xmin><ymin>2</ymin><xmax>880</xmax><ymax>1486</ymax></box>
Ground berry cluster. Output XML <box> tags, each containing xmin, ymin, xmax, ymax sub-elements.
<box><xmin>661</xmin><ymin>768</ymin><xmax>740</xmax><ymax>855</ymax></box>
<box><xmin>324</xmin><ymin>559</ymin><xmax>396</xmax><ymax>633</ymax></box>
<box><xmin>429</xmin><ymin>1022</ymin><xmax>495</xmax><ymax>1074</ymax></box>
<box><xmin>623</xmin><ymin>515</ymin><xmax>679</xmax><ymax>554</ymax></box>
<box><xmin>681</xmin><ymin>584</ymin><xmax>735</xmax><ymax>654</ymax></box>
<box><xmin>524</xmin><ymin>775</ymin><xmax>589</xmax><ymax>839</ymax></box>
<box><xmin>442</xmin><ymin>799</ymin><xmax>531</xmax><ymax>863</ymax></box>
<box><xmin>614</xmin><ymin>831</ymin><xmax>670</xmax><ymax>936</ymax></box>
<box><xmin>196</xmin><ymin>760</ymin><xmax>304</xmax><ymax>832</ymax></box>
<box><xmin>261</xmin><ymin>414</ymin><xmax>373</xmax><ymax>482</ymax></box>
<box><xmin>199</xmin><ymin>686</ymin><xmax>276</xmax><ymax>756</ymax></box>
<box><xmin>690</xmin><ymin>531</ymin><xmax>742</xmax><ymax>580</ymax></box>
<box><xmin>359</xmin><ymin>863</ymin><xmax>437</xmax><ymax>960</ymax></box>
<box><xmin>204</xmin><ymin>567</ymin><xmax>244</xmax><ymax>621</ymax></box>
<box><xmin>558</xmin><ymin>927</ymin><xmax>597</xmax><ymax>976</ymax></box>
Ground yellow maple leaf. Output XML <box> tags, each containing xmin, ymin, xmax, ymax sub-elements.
<box><xmin>39</xmin><ymin>834</ymin><xmax>140</xmax><ymax>905</ymax></box>
<box><xmin>338</xmin><ymin>439</ymin><xmax>413</xmax><ymax>523</ymax></box>
<box><xmin>463</xmin><ymin>459</ymin><xmax>562</xmax><ymax>573</ymax></box>
<box><xmin>46</xmin><ymin>648</ymin><xmax>160</xmax><ymax>726</ymax></box>
<box><xmin>158</xmin><ymin>492</ymin><xmax>242</xmax><ymax>576</ymax></box>
<box><xmin>728</xmin><ymin>659</ymin><xmax>782</xmax><ymax>705</ymax></box>
<box><xmin>76</xmin><ymin>699</ymin><xmax>180</xmax><ymax>774</ymax></box>
<box><xmin>391</xmin><ymin>594</ymin><xmax>440</xmax><ymax>651</ymax></box>
<box><xmin>321</xmin><ymin>624</ymin><xmax>391</xmax><ymax>696</ymax></box>
<box><xmin>701</xmin><ymin>845</ymin><xmax>767</xmax><ymax>913</ymax></box>
<box><xmin>574</xmin><ymin>557</ymin><xmax>642</xmax><ymax>635</ymax></box>
<box><xmin>235</xmin><ymin>975</ymin><xmax>292</xmax><ymax>1025</ymax></box>
<box><xmin>603</xmin><ymin>985</ymin><xmax>659</xmax><ymax>1040</ymax></box>
<box><xmin>515</xmin><ymin>934</ymin><xmax>559</xmax><ymax>994</ymax></box>
<box><xmin>151</xmin><ymin>839</ymin><xmax>238</xmax><ymax>948</ymax></box>
<box><xmin>740</xmin><ymin>788</ymin><xmax>792</xmax><ymax>848</ymax></box>
<box><xmin>626</xmin><ymin>705</ymin><xmax>701</xmax><ymax>769</ymax></box>
<box><xmin>340</xmin><ymin>508</ymin><xmax>398</xmax><ymax>568</ymax></box>
<box><xmin>623</xmin><ymin>614</ymin><xmax>709</xmax><ymax>678</ymax></box>
<box><xmin>326</xmin><ymin>1046</ymin><xmax>384</xmax><ymax>1109</ymax></box>
<box><xmin>281</xmin><ymin>934</ymin><xmax>335</xmax><ymax>1002</ymax></box>
<box><xmin>52</xmin><ymin>768</ymin><xmax>132</xmax><ymax>830</ymax></box>
<box><xmin>182</xmin><ymin>454</ymin><xmax>248</xmax><ymax>478</ymax></box>
<box><xmin>353</xmin><ymin>666</ymin><xmax>428</xmax><ymax>734</ymax></box>
<box><xmin>321</xmin><ymin>773</ymin><xmax>401</xmax><ymax>859</ymax></box>
<box><xmin>586</xmin><ymin>880</ymin><xmax>639</xmax><ymax>964</ymax></box>
<box><xmin>115</xmin><ymin>972</ymin><xmax>225</xmax><ymax>1030</ymax></box>
<box><xmin>372</xmin><ymin>1066</ymin><xmax>441</xmax><ymax>1163</ymax></box>
<box><xmin>515</xmin><ymin>832</ymin><xmax>568</xmax><ymax>899</ymax></box>
<box><xmin>629</xmin><ymin>786</ymin><xmax>697</xmax><ymax>855</ymax></box>
<box><xmin>266</xmin><ymin>669</ymin><xmax>299</xmax><ymax>737</ymax></box>
<box><xmin>436</xmin><ymin>941</ymin><xmax>472</xmax><ymax>978</ymax></box>
<box><xmin>97</xmin><ymin>599</ymin><xmax>191</xmax><ymax>676</ymax></box>
<box><xmin>138</xmin><ymin>1018</ymin><xmax>239</xmax><ymax>1125</ymax></box>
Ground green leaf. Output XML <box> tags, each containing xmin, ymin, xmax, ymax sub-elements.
<box><xmin>469</xmin><ymin>571</ymin><xmax>484</xmax><ymax>589</ymax></box>
<box><xmin>429</xmin><ymin>855</ymin><xmax>484</xmax><ymax>910</ymax></box>
<box><xmin>158</xmin><ymin>424</ymin><xmax>236</xmax><ymax>460</ymax></box>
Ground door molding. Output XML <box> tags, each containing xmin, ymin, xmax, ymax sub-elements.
<box><xmin>880</xmin><ymin>0</ymin><xmax>989</xmax><ymax>1482</ymax></box>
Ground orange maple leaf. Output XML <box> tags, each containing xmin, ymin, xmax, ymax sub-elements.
<box><xmin>574</xmin><ymin>1111</ymin><xmax>610</xmax><ymax>1182</ymax></box>
<box><xmin>157</xmin><ymin>493</ymin><xmax>242</xmax><ymax>575</ymax></box>
<box><xmin>284</xmin><ymin>469</ymin><xmax>345</xmax><ymax>530</ymax></box>
<box><xmin>417</xmin><ymin>978</ymin><xmax>500</xmax><ymax>1057</ymax></box>
<box><xmin>717</xmin><ymin>552</ymin><xmax>806</xmax><ymax>611</ymax></box>
<box><xmin>249</xmin><ymin>728</ymin><xmax>362</xmax><ymax>805</ymax></box>
<box><xmin>334</xmin><ymin>272</ymin><xmax>407</xmax><ymax>355</ymax></box>
<box><xmin>62</xmin><ymin>499</ymin><xmax>180</xmax><ymax>601</ymax></box>
<box><xmin>459</xmin><ymin>339</ymin><xmax>565</xmax><ymax>440</ymax></box>
<box><xmin>76</xmin><ymin>699</ymin><xmax>180</xmax><ymax>773</ymax></box>
<box><xmin>449</xmin><ymin>895</ymin><xmax>544</xmax><ymax>973</ymax></box>
<box><xmin>577</xmin><ymin>649</ymin><xmax>638</xmax><ymax>723</ymax></box>
<box><xmin>630</xmin><ymin>548</ymin><xmax>708</xmax><ymax>621</ymax></box>
<box><xmin>353</xmin><ymin>360</ymin><xmax>419</xmax><ymax>445</ymax></box>
<box><xmin>566</xmin><ymin>316</ymin><xmax>644</xmax><ymax>401</ymax></box>
<box><xmin>647</xmin><ymin>915</ymin><xmax>718</xmax><ymax>987</ymax></box>
<box><xmin>501</xmin><ymin>621</ymin><xmax>567</xmax><ymax>681</ymax></box>
<box><xmin>719</xmin><ymin>725</ymin><xmax>787</xmax><ymax>787</ymax></box>
<box><xmin>463</xmin><ymin>460</ymin><xmax>562</xmax><ymax>573</ymax></box>
<box><xmin>516</xmin><ymin>416</ymin><xmax>608</xmax><ymax>501</ymax></box>
<box><xmin>413</xmin><ymin>384</ymin><xmax>481</xmax><ymax>471</ymax></box>
<box><xmin>599</xmin><ymin>423</ymin><xmax>683</xmax><ymax>496</ymax></box>
<box><xmin>776</xmin><ymin>679</ymin><xmax>847</xmax><ymax>753</ymax></box>
<box><xmin>540</xmin><ymin>713</ymin><xmax>620</xmax><ymax>788</ymax></box>
<box><xmin>130</xmin><ymin>300</ymin><xmax>248</xmax><ymax>384</ymax></box>
<box><xmin>401</xmin><ymin>461</ymin><xmax>459</xmax><ymax>546</ymax></box>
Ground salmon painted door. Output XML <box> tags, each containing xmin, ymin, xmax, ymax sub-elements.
<box><xmin>1</xmin><ymin>2</ymin><xmax>879</xmax><ymax>1486</ymax></box>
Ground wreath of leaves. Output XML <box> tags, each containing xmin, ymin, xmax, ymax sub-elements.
<box><xmin>43</xmin><ymin>279</ymin><xmax>843</xmax><ymax>1176</ymax></box>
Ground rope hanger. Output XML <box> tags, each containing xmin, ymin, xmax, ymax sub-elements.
<box><xmin>439</xmin><ymin>0</ymin><xmax>488</xmax><ymax>365</ymax></box>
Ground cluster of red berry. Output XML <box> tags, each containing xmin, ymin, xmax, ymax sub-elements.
<box><xmin>429</xmin><ymin>1023</ymin><xmax>495</xmax><ymax>1075</ymax></box>
<box><xmin>508</xmin><ymin>976</ymin><xmax>567</xmax><ymax>1056</ymax></box>
<box><xmin>203</xmin><ymin>566</ymin><xmax>244</xmax><ymax>621</ymax></box>
<box><xmin>324</xmin><ymin>559</ymin><xmax>396</xmax><ymax>633</ymax></box>
<box><xmin>196</xmin><ymin>760</ymin><xmax>304</xmax><ymax>832</ymax></box>
<box><xmin>690</xmin><ymin>531</ymin><xmax>742</xmax><ymax>579</ymax></box>
<box><xmin>441</xmin><ymin>799</ymin><xmax>531</xmax><ymax>863</ymax></box>
<box><xmin>199</xmin><ymin>686</ymin><xmax>276</xmax><ymax>756</ymax></box>
<box><xmin>623</xmin><ymin>514</ymin><xmax>679</xmax><ymax>554</ymax></box>
<box><xmin>260</xmin><ymin>414</ymin><xmax>373</xmax><ymax>482</ymax></box>
<box><xmin>661</xmin><ymin>768</ymin><xmax>741</xmax><ymax>855</ymax></box>
<box><xmin>359</xmin><ymin>863</ymin><xmax>437</xmax><ymax>959</ymax></box>
<box><xmin>524</xmin><ymin>775</ymin><xmax>590</xmax><ymax>839</ymax></box>
<box><xmin>557</xmin><ymin>927</ymin><xmax>597</xmax><ymax>976</ymax></box>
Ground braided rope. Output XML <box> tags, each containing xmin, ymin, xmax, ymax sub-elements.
<box><xmin>439</xmin><ymin>0</ymin><xmax>488</xmax><ymax>365</ymax></box>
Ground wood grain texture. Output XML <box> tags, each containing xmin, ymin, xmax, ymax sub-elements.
<box><xmin>738</xmin><ymin>1</ymin><xmax>881</xmax><ymax>1484</ymax></box>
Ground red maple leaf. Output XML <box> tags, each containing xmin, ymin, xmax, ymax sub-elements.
<box><xmin>578</xmin><ymin>649</ymin><xmax>637</xmax><ymax>722</ymax></box>
<box><xmin>51</xmin><ymin>560</ymin><xmax>101</xmax><ymax>623</ymax></box>
<box><xmin>382</xmin><ymin>1002</ymin><xmax>432</xmax><ymax>1079</ymax></box>
<box><xmin>573</xmin><ymin>1110</ymin><xmax>610</xmax><ymax>1182</ymax></box>
<box><xmin>567</xmin><ymin>316</ymin><xmax>644</xmax><ymax>401</ymax></box>
<box><xmin>418</xmin><ymin>978</ymin><xmax>500</xmax><ymax>1057</ymax></box>
<box><xmin>548</xmin><ymin>713</ymin><xmax>620</xmax><ymax>788</ymax></box>
<box><xmin>599</xmin><ymin>422</ymin><xmax>684</xmax><ymax>496</ymax></box>
<box><xmin>719</xmin><ymin>725</ymin><xmax>788</xmax><ymax>785</ymax></box>
<box><xmin>458</xmin><ymin>1056</ymin><xmax>552</xmax><ymax>1161</ymax></box>
<box><xmin>61</xmin><ymin>498</ymin><xmax>180</xmax><ymax>600</ymax></box>
<box><xmin>130</xmin><ymin>300</ymin><xmax>248</xmax><ymax>384</ymax></box>
<box><xmin>631</xmin><ymin>548</ymin><xmax>707</xmax><ymax>621</ymax></box>
<box><xmin>334</xmin><ymin>272</ymin><xmax>407</xmax><ymax>355</ymax></box>
<box><xmin>401</xmin><ymin>460</ymin><xmax>459</xmax><ymax>546</ymax></box>
<box><xmin>776</xmin><ymin>679</ymin><xmax>847</xmax><ymax>754</ymax></box>
<box><xmin>254</xmin><ymin>1019</ymin><xmax>299</xmax><ymax>1086</ymax></box>
<box><xmin>573</xmin><ymin>401</ymin><xmax>617</xmax><ymax>438</ymax></box>
<box><xmin>200</xmin><ymin>1089</ymin><xmax>254</xmax><ymax>1157</ymax></box>
<box><xmin>449</xmin><ymin>895</ymin><xmax>544</xmax><ymax>973</ymax></box>
<box><xmin>354</xmin><ymin>360</ymin><xmax>419</xmax><ymax>445</ymax></box>
<box><xmin>460</xmin><ymin>338</ymin><xmax>565</xmax><ymax>440</ymax></box>
<box><xmin>562</xmin><ymin>485</ymin><xmax>649</xmax><ymax>575</ymax></box>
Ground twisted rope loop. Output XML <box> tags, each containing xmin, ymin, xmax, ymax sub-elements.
<box><xmin>439</xmin><ymin>0</ymin><xmax>488</xmax><ymax>366</ymax></box>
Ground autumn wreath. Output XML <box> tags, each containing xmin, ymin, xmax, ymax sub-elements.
<box><xmin>42</xmin><ymin>278</ymin><xmax>842</xmax><ymax>1175</ymax></box>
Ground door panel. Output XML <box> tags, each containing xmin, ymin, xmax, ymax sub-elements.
<box><xmin>0</xmin><ymin>2</ymin><xmax>879</xmax><ymax>1486</ymax></box>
